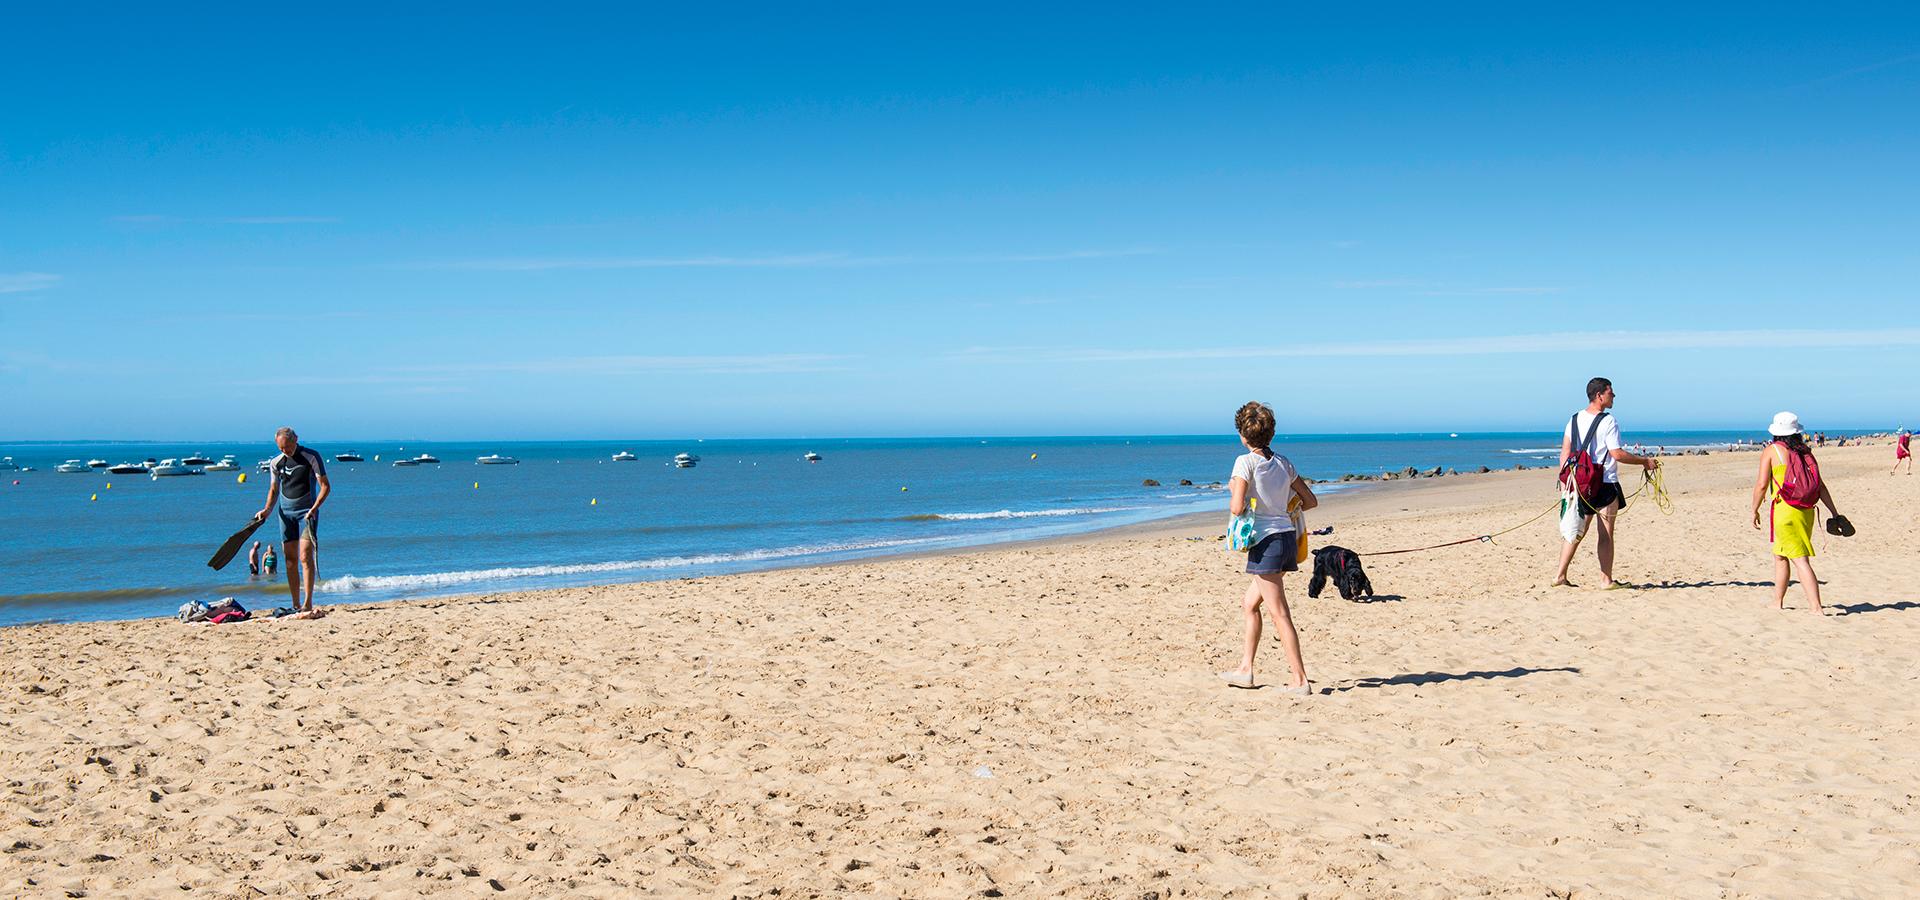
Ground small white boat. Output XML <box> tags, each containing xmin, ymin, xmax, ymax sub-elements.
<box><xmin>0</xmin><ymin>457</ymin><xmax>21</xmax><ymax>471</ymax></box>
<box><xmin>392</xmin><ymin>458</ymin><xmax>420</xmax><ymax>467</ymax></box>
<box><xmin>334</xmin><ymin>451</ymin><xmax>364</xmax><ymax>462</ymax></box>
<box><xmin>803</xmin><ymin>451</ymin><xmax>822</xmax><ymax>462</ymax></box>
<box><xmin>181</xmin><ymin>453</ymin><xmax>215</xmax><ymax>466</ymax></box>
<box><xmin>476</xmin><ymin>454</ymin><xmax>520</xmax><ymax>465</ymax></box>
<box><xmin>86</xmin><ymin>458</ymin><xmax>109</xmax><ymax>468</ymax></box>
<box><xmin>673</xmin><ymin>453</ymin><xmax>699</xmax><ymax>468</ymax></box>
<box><xmin>204</xmin><ymin>457</ymin><xmax>239</xmax><ymax>472</ymax></box>
<box><xmin>56</xmin><ymin>459</ymin><xmax>92</xmax><ymax>473</ymax></box>
<box><xmin>256</xmin><ymin>459</ymin><xmax>274</xmax><ymax>472</ymax></box>
<box><xmin>412</xmin><ymin>453</ymin><xmax>441</xmax><ymax>464</ymax></box>
<box><xmin>108</xmin><ymin>461</ymin><xmax>151</xmax><ymax>474</ymax></box>
<box><xmin>611</xmin><ymin>450</ymin><xmax>638</xmax><ymax>462</ymax></box>
<box><xmin>150</xmin><ymin>459</ymin><xmax>203</xmax><ymax>477</ymax></box>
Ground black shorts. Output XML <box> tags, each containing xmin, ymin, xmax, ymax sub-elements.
<box><xmin>1579</xmin><ymin>481</ymin><xmax>1626</xmax><ymax>517</ymax></box>
<box><xmin>1246</xmin><ymin>532</ymin><xmax>1300</xmax><ymax>574</ymax></box>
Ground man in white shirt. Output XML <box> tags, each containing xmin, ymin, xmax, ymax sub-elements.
<box><xmin>1552</xmin><ymin>377</ymin><xmax>1660</xmax><ymax>589</ymax></box>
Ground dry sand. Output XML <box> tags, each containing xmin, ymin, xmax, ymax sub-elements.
<box><xmin>3</xmin><ymin>442</ymin><xmax>1917</xmax><ymax>897</ymax></box>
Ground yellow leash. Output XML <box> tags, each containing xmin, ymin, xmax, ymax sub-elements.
<box><xmin>1361</xmin><ymin>465</ymin><xmax>1674</xmax><ymax>557</ymax></box>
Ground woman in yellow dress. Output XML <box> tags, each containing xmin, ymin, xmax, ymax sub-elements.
<box><xmin>1749</xmin><ymin>412</ymin><xmax>1842</xmax><ymax>614</ymax></box>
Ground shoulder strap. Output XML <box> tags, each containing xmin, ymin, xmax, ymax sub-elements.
<box><xmin>1577</xmin><ymin>411</ymin><xmax>1608</xmax><ymax>454</ymax></box>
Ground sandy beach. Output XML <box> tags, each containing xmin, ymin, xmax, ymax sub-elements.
<box><xmin>3</xmin><ymin>441</ymin><xmax>1916</xmax><ymax>897</ymax></box>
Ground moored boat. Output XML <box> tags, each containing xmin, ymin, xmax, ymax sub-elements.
<box><xmin>611</xmin><ymin>450</ymin><xmax>638</xmax><ymax>462</ymax></box>
<box><xmin>412</xmin><ymin>453</ymin><xmax>441</xmax><ymax>464</ymax></box>
<box><xmin>108</xmin><ymin>461</ymin><xmax>151</xmax><ymax>474</ymax></box>
<box><xmin>150</xmin><ymin>459</ymin><xmax>203</xmax><ymax>477</ymax></box>
<box><xmin>673</xmin><ymin>453</ymin><xmax>699</xmax><ymax>468</ymax></box>
<box><xmin>476</xmin><ymin>454</ymin><xmax>520</xmax><ymax>465</ymax></box>
<box><xmin>86</xmin><ymin>459</ymin><xmax>109</xmax><ymax>468</ymax></box>
<box><xmin>335</xmin><ymin>451</ymin><xmax>364</xmax><ymax>462</ymax></box>
<box><xmin>56</xmin><ymin>459</ymin><xmax>92</xmax><ymax>473</ymax></box>
<box><xmin>204</xmin><ymin>457</ymin><xmax>240</xmax><ymax>472</ymax></box>
<box><xmin>181</xmin><ymin>453</ymin><xmax>215</xmax><ymax>466</ymax></box>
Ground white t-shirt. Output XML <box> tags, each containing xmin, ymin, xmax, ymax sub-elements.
<box><xmin>1564</xmin><ymin>411</ymin><xmax>1623</xmax><ymax>484</ymax></box>
<box><xmin>1230</xmin><ymin>451</ymin><xmax>1300</xmax><ymax>541</ymax></box>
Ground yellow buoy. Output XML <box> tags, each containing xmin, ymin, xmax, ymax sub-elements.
<box><xmin>900</xmin><ymin>486</ymin><xmax>909</xmax><ymax>492</ymax></box>
<box><xmin>90</xmin><ymin>493</ymin><xmax>98</xmax><ymax>501</ymax></box>
<box><xmin>237</xmin><ymin>473</ymin><xmax>247</xmax><ymax>484</ymax></box>
<box><xmin>105</xmin><ymin>482</ymin><xmax>112</xmax><ymax>489</ymax></box>
<box><xmin>1030</xmin><ymin>453</ymin><xmax>1038</xmax><ymax>460</ymax></box>
<box><xmin>590</xmin><ymin>498</ymin><xmax>598</xmax><ymax>506</ymax></box>
<box><xmin>473</xmin><ymin>481</ymin><xmax>479</xmax><ymax>489</ymax></box>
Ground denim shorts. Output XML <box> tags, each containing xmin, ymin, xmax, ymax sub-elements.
<box><xmin>277</xmin><ymin>503</ymin><xmax>318</xmax><ymax>545</ymax></box>
<box><xmin>1246</xmin><ymin>531</ymin><xmax>1299</xmax><ymax>574</ymax></box>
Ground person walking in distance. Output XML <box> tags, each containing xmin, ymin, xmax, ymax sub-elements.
<box><xmin>1551</xmin><ymin>377</ymin><xmax>1660</xmax><ymax>589</ymax></box>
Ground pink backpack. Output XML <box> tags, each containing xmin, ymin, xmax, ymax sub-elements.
<box><xmin>1773</xmin><ymin>442</ymin><xmax>1822</xmax><ymax>509</ymax></box>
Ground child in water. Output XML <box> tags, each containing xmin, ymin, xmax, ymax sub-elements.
<box><xmin>1219</xmin><ymin>401</ymin><xmax>1318</xmax><ymax>695</ymax></box>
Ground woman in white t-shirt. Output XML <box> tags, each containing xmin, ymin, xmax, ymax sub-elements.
<box><xmin>1219</xmin><ymin>402</ymin><xmax>1317</xmax><ymax>695</ymax></box>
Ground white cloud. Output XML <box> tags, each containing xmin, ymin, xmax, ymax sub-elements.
<box><xmin>0</xmin><ymin>272</ymin><xmax>60</xmax><ymax>294</ymax></box>
<box><xmin>110</xmin><ymin>215</ymin><xmax>340</xmax><ymax>225</ymax></box>
<box><xmin>949</xmin><ymin>328</ymin><xmax>1920</xmax><ymax>363</ymax></box>
<box><xmin>1333</xmin><ymin>279</ymin><xmax>1564</xmax><ymax>295</ymax></box>
<box><xmin>410</xmin><ymin>248</ymin><xmax>1156</xmax><ymax>271</ymax></box>
<box><xmin>408</xmin><ymin>353</ymin><xmax>855</xmax><ymax>376</ymax></box>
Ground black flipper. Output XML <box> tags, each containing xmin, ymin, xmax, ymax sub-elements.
<box><xmin>208</xmin><ymin>515</ymin><xmax>267</xmax><ymax>570</ymax></box>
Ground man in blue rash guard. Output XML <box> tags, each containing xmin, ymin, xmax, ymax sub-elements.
<box><xmin>256</xmin><ymin>426</ymin><xmax>330</xmax><ymax>613</ymax></box>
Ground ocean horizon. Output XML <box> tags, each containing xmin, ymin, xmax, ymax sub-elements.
<box><xmin>0</xmin><ymin>429</ymin><xmax>1864</xmax><ymax>627</ymax></box>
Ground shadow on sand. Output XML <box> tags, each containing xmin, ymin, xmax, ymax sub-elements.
<box><xmin>1834</xmin><ymin>601</ymin><xmax>1920</xmax><ymax>616</ymax></box>
<box><xmin>1628</xmin><ymin>579</ymin><xmax>1781</xmax><ymax>590</ymax></box>
<box><xmin>1331</xmin><ymin>666</ymin><xmax>1580</xmax><ymax>693</ymax></box>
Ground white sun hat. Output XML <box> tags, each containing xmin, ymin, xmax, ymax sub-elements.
<box><xmin>1768</xmin><ymin>411</ymin><xmax>1804</xmax><ymax>437</ymax></box>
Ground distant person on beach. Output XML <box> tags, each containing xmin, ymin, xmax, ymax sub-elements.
<box><xmin>1551</xmin><ymin>377</ymin><xmax>1660</xmax><ymax>589</ymax></box>
<box><xmin>1751</xmin><ymin>413</ymin><xmax>1843</xmax><ymax>614</ymax></box>
<box><xmin>247</xmin><ymin>540</ymin><xmax>261</xmax><ymax>577</ymax></box>
<box><xmin>1893</xmin><ymin>428</ymin><xmax>1912</xmax><ymax>475</ymax></box>
<box><xmin>257</xmin><ymin>427</ymin><xmax>329</xmax><ymax>614</ymax></box>
<box><xmin>1219</xmin><ymin>402</ymin><xmax>1318</xmax><ymax>695</ymax></box>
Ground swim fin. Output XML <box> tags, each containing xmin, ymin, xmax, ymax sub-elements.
<box><xmin>208</xmin><ymin>514</ymin><xmax>268</xmax><ymax>570</ymax></box>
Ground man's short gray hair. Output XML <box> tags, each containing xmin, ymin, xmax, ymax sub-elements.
<box><xmin>275</xmin><ymin>426</ymin><xmax>297</xmax><ymax>440</ymax></box>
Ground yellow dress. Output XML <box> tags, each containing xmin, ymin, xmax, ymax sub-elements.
<box><xmin>1769</xmin><ymin>458</ymin><xmax>1816</xmax><ymax>559</ymax></box>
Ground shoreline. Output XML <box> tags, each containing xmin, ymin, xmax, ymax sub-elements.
<box><xmin>7</xmin><ymin>437</ymin><xmax>1872</xmax><ymax>629</ymax></box>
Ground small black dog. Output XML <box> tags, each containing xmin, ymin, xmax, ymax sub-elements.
<box><xmin>1308</xmin><ymin>545</ymin><xmax>1374</xmax><ymax>601</ymax></box>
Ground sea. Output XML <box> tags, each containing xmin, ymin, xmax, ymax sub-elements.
<box><xmin>0</xmin><ymin>431</ymin><xmax>1767</xmax><ymax>627</ymax></box>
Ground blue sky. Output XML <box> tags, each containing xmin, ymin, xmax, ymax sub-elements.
<box><xmin>3</xmin><ymin>4</ymin><xmax>1917</xmax><ymax>439</ymax></box>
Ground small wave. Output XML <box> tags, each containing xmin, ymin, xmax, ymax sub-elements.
<box><xmin>1503</xmin><ymin>447</ymin><xmax>1564</xmax><ymax>454</ymax></box>
<box><xmin>910</xmin><ymin>506</ymin><xmax>1143</xmax><ymax>521</ymax></box>
<box><xmin>319</xmin><ymin>538</ymin><xmax>939</xmax><ymax>594</ymax></box>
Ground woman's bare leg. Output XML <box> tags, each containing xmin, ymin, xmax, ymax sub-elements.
<box><xmin>1257</xmin><ymin>574</ymin><xmax>1307</xmax><ymax>688</ymax></box>
<box><xmin>1772</xmin><ymin>556</ymin><xmax>1790</xmax><ymax>609</ymax></box>
<box><xmin>1789</xmin><ymin>557</ymin><xmax>1823</xmax><ymax>614</ymax></box>
<box><xmin>1232</xmin><ymin>579</ymin><xmax>1262</xmax><ymax>676</ymax></box>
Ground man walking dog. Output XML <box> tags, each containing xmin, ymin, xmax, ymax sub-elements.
<box><xmin>1551</xmin><ymin>377</ymin><xmax>1660</xmax><ymax>589</ymax></box>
